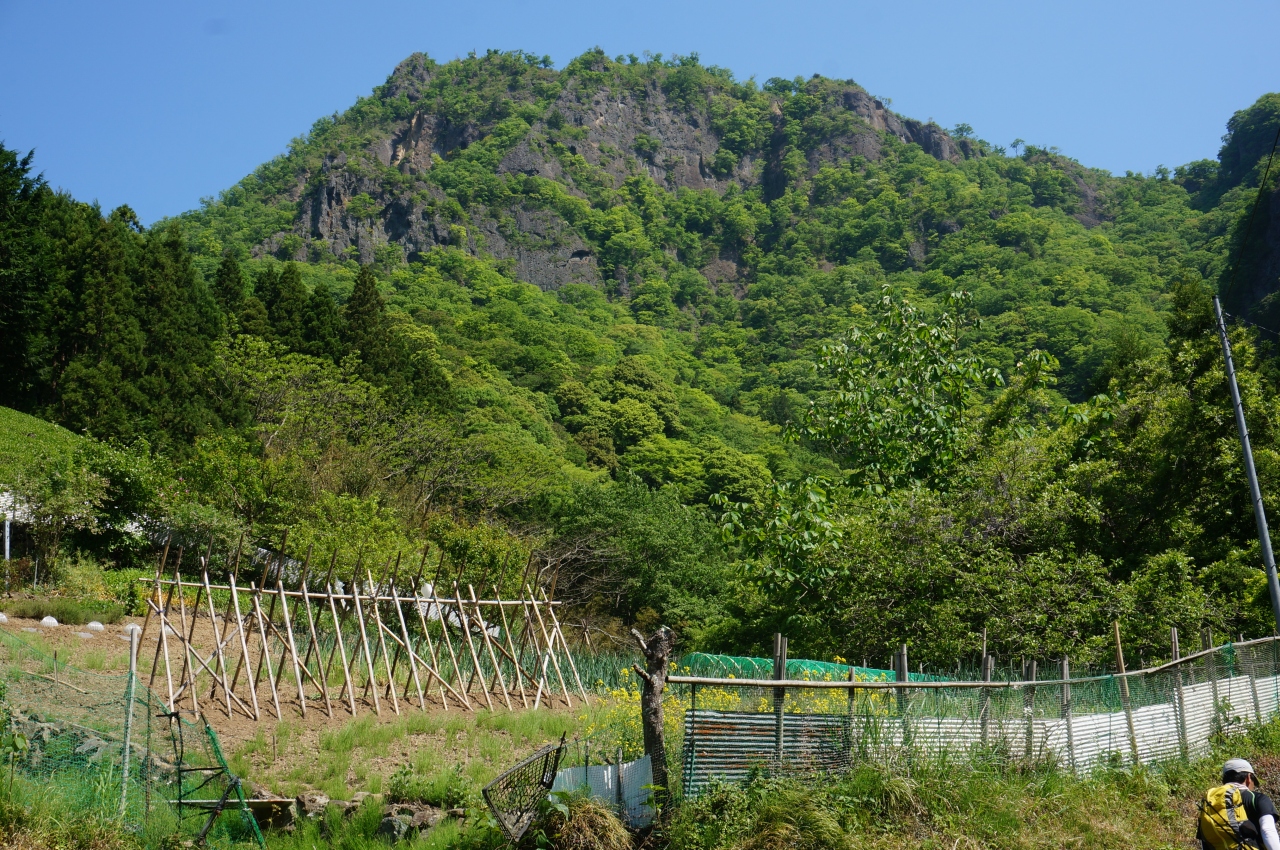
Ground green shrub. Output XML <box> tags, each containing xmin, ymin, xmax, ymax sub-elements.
<box><xmin>387</xmin><ymin>764</ymin><xmax>475</xmax><ymax>808</ymax></box>
<box><xmin>1</xmin><ymin>597</ymin><xmax>124</xmax><ymax>625</ymax></box>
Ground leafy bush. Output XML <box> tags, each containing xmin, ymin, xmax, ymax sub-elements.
<box><xmin>387</xmin><ymin>764</ymin><xmax>474</xmax><ymax>808</ymax></box>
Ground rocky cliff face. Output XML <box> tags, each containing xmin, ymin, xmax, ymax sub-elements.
<box><xmin>257</xmin><ymin>53</ymin><xmax>971</xmax><ymax>290</ymax></box>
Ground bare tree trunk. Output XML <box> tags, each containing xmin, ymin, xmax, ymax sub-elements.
<box><xmin>631</xmin><ymin>626</ymin><xmax>675</xmax><ymax>806</ymax></box>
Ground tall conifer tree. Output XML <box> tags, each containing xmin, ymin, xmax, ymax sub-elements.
<box><xmin>302</xmin><ymin>281</ymin><xmax>345</xmax><ymax>362</ymax></box>
<box><xmin>270</xmin><ymin>262</ymin><xmax>307</xmax><ymax>351</ymax></box>
<box><xmin>213</xmin><ymin>254</ymin><xmax>245</xmax><ymax>315</ymax></box>
<box><xmin>343</xmin><ymin>264</ymin><xmax>396</xmax><ymax>380</ymax></box>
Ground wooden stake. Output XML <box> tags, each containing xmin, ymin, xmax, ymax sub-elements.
<box><xmin>391</xmin><ymin>581</ymin><xmax>426</xmax><ymax>710</ymax></box>
<box><xmin>228</xmin><ymin>574</ymin><xmax>260</xmax><ymax>720</ymax></box>
<box><xmin>250</xmin><ymin>583</ymin><xmax>282</xmax><ymax>719</ymax></box>
<box><xmin>151</xmin><ymin>598</ymin><xmax>176</xmax><ymax>711</ymax></box>
<box><xmin>174</xmin><ymin>566</ymin><xmax>200</xmax><ymax>715</ymax></box>
<box><xmin>323</xmin><ymin>579</ymin><xmax>357</xmax><ymax>715</ymax></box>
<box><xmin>455</xmin><ymin>584</ymin><xmax>493</xmax><ymax>710</ymax></box>
<box><xmin>322</xmin><ymin>550</ymin><xmax>361</xmax><ymax>691</ymax></box>
<box><xmin>432</xmin><ymin>587</ymin><xmax>470</xmax><ymax>706</ymax></box>
<box><xmin>276</xmin><ymin>579</ymin><xmax>308</xmax><ymax>717</ymax></box>
<box><xmin>410</xmin><ymin>586</ymin><xmax>459</xmax><ymax>710</ymax></box>
<box><xmin>216</xmin><ymin>535</ymin><xmax>247</xmax><ymax>701</ymax></box>
<box><xmin>472</xmin><ymin>585</ymin><xmax>512</xmax><ymax>710</ymax></box>
<box><xmin>349</xmin><ymin>572</ymin><xmax>382</xmax><ymax>715</ymax></box>
<box><xmin>141</xmin><ymin>536</ymin><xmax>173</xmax><ymax>678</ymax></box>
<box><xmin>367</xmin><ymin>569</ymin><xmax>401</xmax><ymax>715</ymax></box>
<box><xmin>297</xmin><ymin>559</ymin><xmax>333</xmax><ymax>717</ymax></box>
<box><xmin>202</xmin><ymin>563</ymin><xmax>234</xmax><ymax>717</ymax></box>
<box><xmin>541</xmin><ymin>587</ymin><xmax>589</xmax><ymax>704</ymax></box>
<box><xmin>1113</xmin><ymin>620</ymin><xmax>1139</xmax><ymax>764</ymax></box>
<box><xmin>304</xmin><ymin>549</ymin><xmax>338</xmax><ymax>672</ymax></box>
<box><xmin>493</xmin><ymin>584</ymin><xmax>528</xmax><ymax>708</ymax></box>
<box><xmin>528</xmin><ymin>585</ymin><xmax>571</xmax><ymax>708</ymax></box>
<box><xmin>252</xmin><ymin>531</ymin><xmax>288</xmax><ymax>695</ymax></box>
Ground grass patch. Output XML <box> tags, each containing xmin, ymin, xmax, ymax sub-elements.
<box><xmin>1</xmin><ymin>597</ymin><xmax>124</xmax><ymax>625</ymax></box>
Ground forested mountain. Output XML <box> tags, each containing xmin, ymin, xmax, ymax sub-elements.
<box><xmin>3</xmin><ymin>49</ymin><xmax>1280</xmax><ymax>669</ymax></box>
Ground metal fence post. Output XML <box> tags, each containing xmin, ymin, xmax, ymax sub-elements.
<box><xmin>772</xmin><ymin>634</ymin><xmax>787</xmax><ymax>767</ymax></box>
<box><xmin>1060</xmin><ymin>657</ymin><xmax>1075</xmax><ymax>772</ymax></box>
<box><xmin>980</xmin><ymin>654</ymin><xmax>992</xmax><ymax>745</ymax></box>
<box><xmin>120</xmin><ymin>629</ymin><xmax>139</xmax><ymax>817</ymax></box>
<box><xmin>1023</xmin><ymin>659</ymin><xmax>1037</xmax><ymax>760</ymax></box>
<box><xmin>1204</xmin><ymin>628</ymin><xmax>1221</xmax><ymax>735</ymax></box>
<box><xmin>1172</xmin><ymin>627</ymin><xmax>1189</xmax><ymax>760</ymax></box>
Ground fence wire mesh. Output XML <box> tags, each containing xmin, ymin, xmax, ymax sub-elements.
<box><xmin>678</xmin><ymin>638</ymin><xmax>1280</xmax><ymax>797</ymax></box>
<box><xmin>0</xmin><ymin>627</ymin><xmax>262</xmax><ymax>846</ymax></box>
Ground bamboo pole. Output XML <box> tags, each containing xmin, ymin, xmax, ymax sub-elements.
<box><xmin>151</xmin><ymin>599</ymin><xmax>176</xmax><ymax>711</ymax></box>
<box><xmin>391</xmin><ymin>580</ymin><xmax>426</xmax><ymax>710</ymax></box>
<box><xmin>201</xmin><ymin>563</ymin><xmax>234</xmax><ymax>717</ymax></box>
<box><xmin>326</xmin><ymin>581</ymin><xmax>358</xmax><ymax>716</ymax></box>
<box><xmin>228</xmin><ymin>574</ymin><xmax>260</xmax><ymax>720</ymax></box>
<box><xmin>432</xmin><ymin>586</ymin><xmax>471</xmax><ymax>705</ymax></box>
<box><xmin>297</xmin><ymin>560</ymin><xmax>333</xmax><ymax>717</ymax></box>
<box><xmin>276</xmin><ymin>579</ymin><xmax>308</xmax><ymax>717</ymax></box>
<box><xmin>211</xmin><ymin>535</ymin><xmax>245</xmax><ymax>702</ymax></box>
<box><xmin>322</xmin><ymin>550</ymin><xmax>362</xmax><ymax>690</ymax></box>
<box><xmin>349</xmin><ymin>571</ymin><xmax>382</xmax><ymax>716</ymax></box>
<box><xmin>410</xmin><ymin>586</ymin><xmax>458</xmax><ymax>710</ymax></box>
<box><xmin>306</xmin><ymin>551</ymin><xmax>339</xmax><ymax>672</ymax></box>
<box><xmin>174</xmin><ymin>567</ymin><xmax>200</xmax><ymax>715</ymax></box>
<box><xmin>367</xmin><ymin>569</ymin><xmax>401</xmax><ymax>715</ymax></box>
<box><xmin>142</xmin><ymin>536</ymin><xmax>173</xmax><ymax>685</ymax></box>
<box><xmin>148</xmin><ymin>561</ymin><xmax>177</xmax><ymax>695</ymax></box>
<box><xmin>493</xmin><ymin>585</ymin><xmax>528</xmax><ymax>709</ymax></box>
<box><xmin>250</xmin><ymin>583</ymin><xmax>282</xmax><ymax>719</ymax></box>
<box><xmin>454</xmin><ymin>584</ymin><xmax>493</xmax><ymax>711</ymax></box>
<box><xmin>272</xmin><ymin>546</ymin><xmax>311</xmax><ymax>702</ymax></box>
<box><xmin>361</xmin><ymin>558</ymin><xmax>394</xmax><ymax>705</ymax></box>
<box><xmin>220</xmin><ymin>536</ymin><xmax>250</xmax><ymax>699</ymax></box>
<box><xmin>527</xmin><ymin>585</ymin><xmax>571</xmax><ymax>708</ymax></box>
<box><xmin>541</xmin><ymin>587</ymin><xmax>588</xmax><ymax>704</ymax></box>
<box><xmin>380</xmin><ymin>555</ymin><xmax>408</xmax><ymax>703</ymax></box>
<box><xmin>252</xmin><ymin>536</ymin><xmax>287</xmax><ymax>696</ymax></box>
<box><xmin>472</xmin><ymin>585</ymin><xmax>511</xmax><ymax>710</ymax></box>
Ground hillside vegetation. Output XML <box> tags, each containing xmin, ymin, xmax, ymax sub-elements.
<box><xmin>2</xmin><ymin>50</ymin><xmax>1280</xmax><ymax>670</ymax></box>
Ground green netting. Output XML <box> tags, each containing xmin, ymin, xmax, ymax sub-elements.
<box><xmin>0</xmin><ymin>627</ymin><xmax>263</xmax><ymax>847</ymax></box>
<box><xmin>677</xmin><ymin>638</ymin><xmax>1280</xmax><ymax>797</ymax></box>
<box><xmin>680</xmin><ymin>652</ymin><xmax>948</xmax><ymax>682</ymax></box>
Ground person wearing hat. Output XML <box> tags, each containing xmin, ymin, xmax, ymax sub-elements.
<box><xmin>1198</xmin><ymin>758</ymin><xmax>1280</xmax><ymax>850</ymax></box>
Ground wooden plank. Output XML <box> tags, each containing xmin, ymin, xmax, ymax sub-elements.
<box><xmin>472</xmin><ymin>585</ymin><xmax>511</xmax><ymax>710</ymax></box>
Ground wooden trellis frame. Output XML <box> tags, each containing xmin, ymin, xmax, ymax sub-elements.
<box><xmin>136</xmin><ymin>544</ymin><xmax>589</xmax><ymax>722</ymax></box>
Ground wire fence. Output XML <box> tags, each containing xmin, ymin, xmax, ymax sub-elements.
<box><xmin>674</xmin><ymin>637</ymin><xmax>1280</xmax><ymax>797</ymax></box>
<box><xmin>0</xmin><ymin>627</ymin><xmax>263</xmax><ymax>846</ymax></box>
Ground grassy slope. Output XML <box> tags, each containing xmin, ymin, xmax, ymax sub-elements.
<box><xmin>0</xmin><ymin>405</ymin><xmax>83</xmax><ymax>485</ymax></box>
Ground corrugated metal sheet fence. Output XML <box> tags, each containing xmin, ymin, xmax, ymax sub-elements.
<box><xmin>679</xmin><ymin>638</ymin><xmax>1280</xmax><ymax>797</ymax></box>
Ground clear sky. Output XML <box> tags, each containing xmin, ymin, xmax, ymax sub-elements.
<box><xmin>1</xmin><ymin>0</ymin><xmax>1277</xmax><ymax>225</ymax></box>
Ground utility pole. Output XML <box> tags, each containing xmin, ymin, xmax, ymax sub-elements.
<box><xmin>1214</xmin><ymin>296</ymin><xmax>1280</xmax><ymax>635</ymax></box>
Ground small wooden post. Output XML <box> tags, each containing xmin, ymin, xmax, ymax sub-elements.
<box><xmin>1113</xmin><ymin>620</ymin><xmax>1140</xmax><ymax>765</ymax></box>
<box><xmin>980</xmin><ymin>653</ymin><xmax>993</xmax><ymax>745</ymax></box>
<box><xmin>773</xmin><ymin>633</ymin><xmax>787</xmax><ymax>765</ymax></box>
<box><xmin>326</xmin><ymin>581</ymin><xmax>358</xmax><ymax>715</ymax></box>
<box><xmin>1023</xmin><ymin>659</ymin><xmax>1037</xmax><ymax>760</ymax></box>
<box><xmin>228</xmin><ymin>575</ymin><xmax>260</xmax><ymax>720</ymax></box>
<box><xmin>493</xmin><ymin>585</ymin><xmax>529</xmax><ymax>708</ymax></box>
<box><xmin>1061</xmin><ymin>657</ymin><xmax>1075</xmax><ymax>771</ymax></box>
<box><xmin>1204</xmin><ymin>627</ymin><xmax>1221</xmax><ymax>734</ymax></box>
<box><xmin>1172</xmin><ymin>627</ymin><xmax>1188</xmax><ymax>760</ymax></box>
<box><xmin>250</xmin><ymin>583</ymin><xmax>282</xmax><ymax>719</ymax></box>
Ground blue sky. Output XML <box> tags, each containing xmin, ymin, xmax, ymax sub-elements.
<box><xmin>1</xmin><ymin>0</ymin><xmax>1277</xmax><ymax>225</ymax></box>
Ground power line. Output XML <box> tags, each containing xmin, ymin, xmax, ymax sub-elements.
<box><xmin>1223</xmin><ymin>310</ymin><xmax>1280</xmax><ymax>340</ymax></box>
<box><xmin>1223</xmin><ymin>121</ymin><xmax>1280</xmax><ymax>301</ymax></box>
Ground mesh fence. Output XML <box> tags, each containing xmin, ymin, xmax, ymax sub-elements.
<box><xmin>681</xmin><ymin>652</ymin><xmax>949</xmax><ymax>682</ymax></box>
<box><xmin>677</xmin><ymin>637</ymin><xmax>1280</xmax><ymax>796</ymax></box>
<box><xmin>0</xmin><ymin>627</ymin><xmax>263</xmax><ymax>847</ymax></box>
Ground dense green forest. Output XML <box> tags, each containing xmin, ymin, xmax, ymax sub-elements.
<box><xmin>3</xmin><ymin>48</ymin><xmax>1280</xmax><ymax>670</ymax></box>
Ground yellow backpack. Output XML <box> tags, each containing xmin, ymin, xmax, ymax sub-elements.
<box><xmin>1200</xmin><ymin>783</ymin><xmax>1260</xmax><ymax>850</ymax></box>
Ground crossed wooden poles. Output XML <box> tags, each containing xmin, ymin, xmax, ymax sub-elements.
<box><xmin>136</xmin><ymin>538</ymin><xmax>589</xmax><ymax>722</ymax></box>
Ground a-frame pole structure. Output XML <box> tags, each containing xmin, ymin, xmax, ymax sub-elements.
<box><xmin>1215</xmin><ymin>295</ymin><xmax>1280</xmax><ymax>635</ymax></box>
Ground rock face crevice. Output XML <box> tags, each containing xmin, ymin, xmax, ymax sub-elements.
<box><xmin>256</xmin><ymin>57</ymin><xmax>970</xmax><ymax>289</ymax></box>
